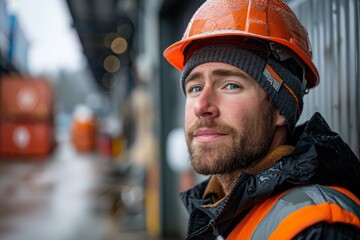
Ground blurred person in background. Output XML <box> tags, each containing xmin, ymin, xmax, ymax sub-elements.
<box><xmin>163</xmin><ymin>0</ymin><xmax>360</xmax><ymax>239</ymax></box>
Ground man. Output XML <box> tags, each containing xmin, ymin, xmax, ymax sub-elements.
<box><xmin>163</xmin><ymin>0</ymin><xmax>360</xmax><ymax>239</ymax></box>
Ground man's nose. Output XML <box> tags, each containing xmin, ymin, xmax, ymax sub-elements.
<box><xmin>193</xmin><ymin>87</ymin><xmax>219</xmax><ymax>119</ymax></box>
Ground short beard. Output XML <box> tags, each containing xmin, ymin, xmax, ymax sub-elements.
<box><xmin>185</xmin><ymin>101</ymin><xmax>277</xmax><ymax>175</ymax></box>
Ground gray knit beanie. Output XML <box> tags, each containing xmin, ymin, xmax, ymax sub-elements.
<box><xmin>180</xmin><ymin>45</ymin><xmax>304</xmax><ymax>135</ymax></box>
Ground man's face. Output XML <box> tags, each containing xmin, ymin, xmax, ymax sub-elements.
<box><xmin>184</xmin><ymin>62</ymin><xmax>279</xmax><ymax>175</ymax></box>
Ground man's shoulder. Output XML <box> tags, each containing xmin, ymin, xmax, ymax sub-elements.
<box><xmin>244</xmin><ymin>184</ymin><xmax>360</xmax><ymax>239</ymax></box>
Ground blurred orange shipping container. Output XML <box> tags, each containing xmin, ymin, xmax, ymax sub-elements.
<box><xmin>0</xmin><ymin>121</ymin><xmax>55</xmax><ymax>157</ymax></box>
<box><xmin>0</xmin><ymin>75</ymin><xmax>54</xmax><ymax>121</ymax></box>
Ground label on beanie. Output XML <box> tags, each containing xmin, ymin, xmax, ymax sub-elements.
<box><xmin>263</xmin><ymin>64</ymin><xmax>283</xmax><ymax>92</ymax></box>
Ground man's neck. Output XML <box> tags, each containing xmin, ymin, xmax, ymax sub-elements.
<box><xmin>216</xmin><ymin>170</ymin><xmax>242</xmax><ymax>195</ymax></box>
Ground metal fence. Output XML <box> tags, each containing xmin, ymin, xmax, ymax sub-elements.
<box><xmin>289</xmin><ymin>0</ymin><xmax>360</xmax><ymax>157</ymax></box>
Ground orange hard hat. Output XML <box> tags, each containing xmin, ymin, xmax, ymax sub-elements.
<box><xmin>163</xmin><ymin>0</ymin><xmax>319</xmax><ymax>88</ymax></box>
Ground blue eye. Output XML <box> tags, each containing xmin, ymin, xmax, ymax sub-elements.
<box><xmin>226</xmin><ymin>83</ymin><xmax>240</xmax><ymax>90</ymax></box>
<box><xmin>190</xmin><ymin>86</ymin><xmax>202</xmax><ymax>93</ymax></box>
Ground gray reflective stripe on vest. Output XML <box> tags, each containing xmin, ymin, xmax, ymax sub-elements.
<box><xmin>251</xmin><ymin>184</ymin><xmax>360</xmax><ymax>239</ymax></box>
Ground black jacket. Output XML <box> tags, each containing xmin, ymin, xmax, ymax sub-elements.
<box><xmin>180</xmin><ymin>113</ymin><xmax>360</xmax><ymax>239</ymax></box>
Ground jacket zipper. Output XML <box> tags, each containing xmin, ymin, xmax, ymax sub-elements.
<box><xmin>186</xmin><ymin>173</ymin><xmax>251</xmax><ymax>239</ymax></box>
<box><xmin>186</xmin><ymin>207</ymin><xmax>216</xmax><ymax>239</ymax></box>
<box><xmin>209</xmin><ymin>219</ymin><xmax>225</xmax><ymax>240</ymax></box>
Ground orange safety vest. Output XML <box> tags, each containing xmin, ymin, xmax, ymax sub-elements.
<box><xmin>227</xmin><ymin>185</ymin><xmax>360</xmax><ymax>240</ymax></box>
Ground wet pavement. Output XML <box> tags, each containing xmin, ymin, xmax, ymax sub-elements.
<box><xmin>0</xmin><ymin>135</ymin><xmax>157</xmax><ymax>240</ymax></box>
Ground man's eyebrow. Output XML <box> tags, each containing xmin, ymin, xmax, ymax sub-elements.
<box><xmin>184</xmin><ymin>68</ymin><xmax>251</xmax><ymax>85</ymax></box>
<box><xmin>184</xmin><ymin>72</ymin><xmax>202</xmax><ymax>85</ymax></box>
<box><xmin>212</xmin><ymin>69</ymin><xmax>250</xmax><ymax>79</ymax></box>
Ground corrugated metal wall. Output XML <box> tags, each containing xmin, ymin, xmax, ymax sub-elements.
<box><xmin>289</xmin><ymin>0</ymin><xmax>360</xmax><ymax>157</ymax></box>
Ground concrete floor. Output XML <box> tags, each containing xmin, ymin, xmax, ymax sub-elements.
<box><xmin>0</xmin><ymin>135</ymin><xmax>159</xmax><ymax>240</ymax></box>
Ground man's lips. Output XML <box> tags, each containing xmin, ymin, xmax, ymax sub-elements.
<box><xmin>193</xmin><ymin>128</ymin><xmax>227</xmax><ymax>142</ymax></box>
